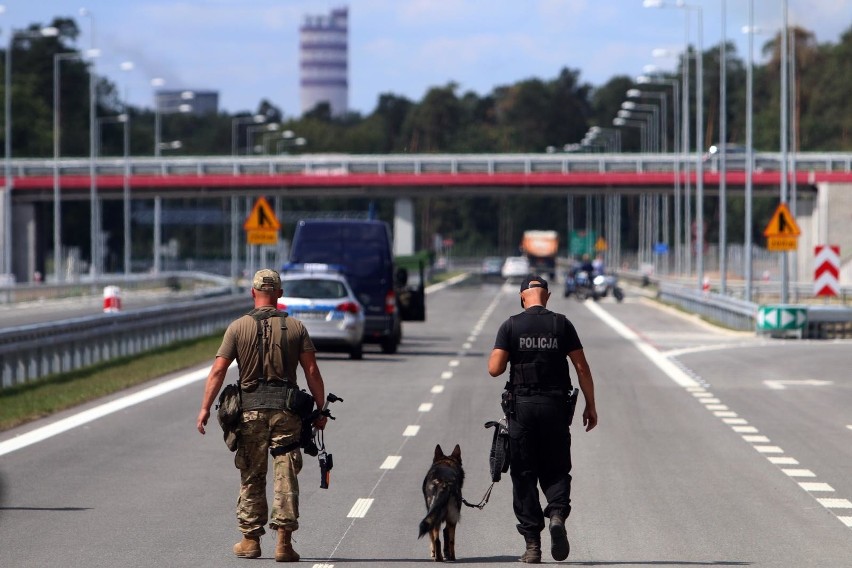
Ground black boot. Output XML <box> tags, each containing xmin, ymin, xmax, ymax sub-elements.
<box><xmin>519</xmin><ymin>534</ymin><xmax>541</xmax><ymax>564</ymax></box>
<box><xmin>549</xmin><ymin>513</ymin><xmax>570</xmax><ymax>561</ymax></box>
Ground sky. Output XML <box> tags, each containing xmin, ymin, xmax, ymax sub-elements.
<box><xmin>3</xmin><ymin>1</ymin><xmax>851</xmax><ymax>117</ymax></box>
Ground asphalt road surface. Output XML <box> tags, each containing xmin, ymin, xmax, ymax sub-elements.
<box><xmin>1</xmin><ymin>277</ymin><xmax>851</xmax><ymax>567</ymax></box>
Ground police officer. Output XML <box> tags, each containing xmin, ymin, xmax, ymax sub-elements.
<box><xmin>488</xmin><ymin>274</ymin><xmax>597</xmax><ymax>564</ymax></box>
<box><xmin>196</xmin><ymin>269</ymin><xmax>328</xmax><ymax>562</ymax></box>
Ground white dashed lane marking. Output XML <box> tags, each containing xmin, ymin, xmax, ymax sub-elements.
<box><xmin>312</xmin><ymin>564</ymin><xmax>335</xmax><ymax>568</ymax></box>
<box><xmin>380</xmin><ymin>456</ymin><xmax>401</xmax><ymax>470</ymax></box>
<box><xmin>418</xmin><ymin>403</ymin><xmax>433</xmax><ymax>412</ymax></box>
<box><xmin>347</xmin><ymin>499</ymin><xmax>374</xmax><ymax>518</ymax></box>
<box><xmin>402</xmin><ymin>425</ymin><xmax>420</xmax><ymax>437</ymax></box>
<box><xmin>431</xmin><ymin>385</ymin><xmax>445</xmax><ymax>394</ymax></box>
<box><xmin>448</xmin><ymin>360</ymin><xmax>460</xmax><ymax>368</ymax></box>
<box><xmin>441</xmin><ymin>371</ymin><xmax>453</xmax><ymax>380</ymax></box>
<box><xmin>583</xmin><ymin>300</ymin><xmax>852</xmax><ymax>533</ymax></box>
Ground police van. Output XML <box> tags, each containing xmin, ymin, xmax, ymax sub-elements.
<box><xmin>285</xmin><ymin>219</ymin><xmax>424</xmax><ymax>354</ymax></box>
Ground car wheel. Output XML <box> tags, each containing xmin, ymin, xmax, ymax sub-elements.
<box><xmin>380</xmin><ymin>336</ymin><xmax>398</xmax><ymax>354</ymax></box>
<box><xmin>349</xmin><ymin>343</ymin><xmax>363</xmax><ymax>360</ymax></box>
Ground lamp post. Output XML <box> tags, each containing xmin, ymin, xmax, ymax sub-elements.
<box><xmin>646</xmin><ymin>0</ymin><xmax>704</xmax><ymax>288</ymax></box>
<box><xmin>275</xmin><ymin>131</ymin><xmax>307</xmax><ymax>154</ymax></box>
<box><xmin>231</xmin><ymin>114</ymin><xmax>266</xmax><ymax>158</ymax></box>
<box><xmin>627</xmin><ymin>89</ymin><xmax>667</xmax><ymax>152</ymax></box>
<box><xmin>621</xmin><ymin>101</ymin><xmax>661</xmax><ymax>151</ymax></box>
<box><xmin>613</xmin><ymin>117</ymin><xmax>648</xmax><ymax>153</ymax></box>
<box><xmin>4</xmin><ymin>23</ymin><xmax>59</xmax><ymax>279</ymax></box>
<box><xmin>246</xmin><ymin>123</ymin><xmax>279</xmax><ymax>155</ymax></box>
<box><xmin>151</xmin><ymin>77</ymin><xmax>165</xmax><ymax>157</ymax></box>
<box><xmin>53</xmin><ymin>51</ymin><xmax>89</xmax><ymax>282</ymax></box>
<box><xmin>779</xmin><ymin>0</ymin><xmax>790</xmax><ymax>303</ymax></box>
<box><xmin>78</xmin><ymin>7</ymin><xmax>102</xmax><ymax>277</ymax></box>
<box><xmin>117</xmin><ymin>61</ymin><xmax>133</xmax><ymax>276</ymax></box>
<box><xmin>638</xmin><ymin>72</ymin><xmax>682</xmax><ymax>273</ymax></box>
<box><xmin>743</xmin><ymin>3</ymin><xmax>756</xmax><ymax>302</ymax></box>
<box><xmin>718</xmin><ymin>0</ymin><xmax>729</xmax><ymax>294</ymax></box>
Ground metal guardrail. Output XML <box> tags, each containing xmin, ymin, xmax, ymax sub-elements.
<box><xmin>5</xmin><ymin>151</ymin><xmax>852</xmax><ymax>178</ymax></box>
<box><xmin>621</xmin><ymin>271</ymin><xmax>852</xmax><ymax>337</ymax></box>
<box><xmin>0</xmin><ymin>293</ymin><xmax>250</xmax><ymax>389</ymax></box>
<box><xmin>0</xmin><ymin>271</ymin><xmax>233</xmax><ymax>304</ymax></box>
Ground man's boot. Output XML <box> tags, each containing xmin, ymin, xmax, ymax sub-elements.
<box><xmin>549</xmin><ymin>513</ymin><xmax>570</xmax><ymax>561</ymax></box>
<box><xmin>275</xmin><ymin>529</ymin><xmax>300</xmax><ymax>562</ymax></box>
<box><xmin>233</xmin><ymin>535</ymin><xmax>261</xmax><ymax>559</ymax></box>
<box><xmin>519</xmin><ymin>534</ymin><xmax>541</xmax><ymax>564</ymax></box>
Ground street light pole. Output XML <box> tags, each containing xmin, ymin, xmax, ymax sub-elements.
<box><xmin>231</xmin><ymin>114</ymin><xmax>265</xmax><ymax>158</ymax></box>
<box><xmin>79</xmin><ymin>7</ymin><xmax>100</xmax><ymax>277</ymax></box>
<box><xmin>719</xmin><ymin>0</ymin><xmax>728</xmax><ymax>294</ymax></box>
<box><xmin>779</xmin><ymin>0</ymin><xmax>790</xmax><ymax>303</ymax></box>
<box><xmin>744</xmin><ymin>1</ymin><xmax>755</xmax><ymax>302</ymax></box>
<box><xmin>151</xmin><ymin>77</ymin><xmax>164</xmax><ymax>157</ymax></box>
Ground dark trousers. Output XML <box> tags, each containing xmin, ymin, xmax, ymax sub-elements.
<box><xmin>508</xmin><ymin>394</ymin><xmax>573</xmax><ymax>537</ymax></box>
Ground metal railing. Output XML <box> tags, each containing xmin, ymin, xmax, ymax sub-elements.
<box><xmin>0</xmin><ymin>292</ymin><xmax>249</xmax><ymax>388</ymax></box>
<box><xmin>5</xmin><ymin>151</ymin><xmax>852</xmax><ymax>179</ymax></box>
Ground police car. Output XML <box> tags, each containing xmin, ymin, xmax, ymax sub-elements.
<box><xmin>277</xmin><ymin>264</ymin><xmax>366</xmax><ymax>360</ymax></box>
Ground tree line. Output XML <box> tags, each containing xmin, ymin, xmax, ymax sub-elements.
<box><xmin>5</xmin><ymin>18</ymin><xmax>851</xmax><ymax>266</ymax></box>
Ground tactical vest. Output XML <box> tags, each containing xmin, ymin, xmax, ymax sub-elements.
<box><xmin>240</xmin><ymin>309</ymin><xmax>295</xmax><ymax>411</ymax></box>
<box><xmin>508</xmin><ymin>311</ymin><xmax>571</xmax><ymax>394</ymax></box>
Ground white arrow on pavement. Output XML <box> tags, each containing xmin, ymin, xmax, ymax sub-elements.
<box><xmin>764</xmin><ymin>379</ymin><xmax>833</xmax><ymax>390</ymax></box>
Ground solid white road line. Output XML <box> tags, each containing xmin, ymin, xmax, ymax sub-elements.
<box><xmin>840</xmin><ymin>517</ymin><xmax>852</xmax><ymax>527</ymax></box>
<box><xmin>0</xmin><ymin>366</ymin><xmax>210</xmax><ymax>457</ymax></box>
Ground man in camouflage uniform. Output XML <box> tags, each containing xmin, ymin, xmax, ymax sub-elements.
<box><xmin>197</xmin><ymin>269</ymin><xmax>328</xmax><ymax>562</ymax></box>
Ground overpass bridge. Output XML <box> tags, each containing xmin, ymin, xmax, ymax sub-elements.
<box><xmin>2</xmin><ymin>152</ymin><xmax>851</xmax><ymax>283</ymax></box>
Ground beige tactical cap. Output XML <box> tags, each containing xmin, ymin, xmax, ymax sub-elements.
<box><xmin>252</xmin><ymin>269</ymin><xmax>281</xmax><ymax>291</ymax></box>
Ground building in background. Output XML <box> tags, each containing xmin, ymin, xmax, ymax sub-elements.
<box><xmin>154</xmin><ymin>90</ymin><xmax>219</xmax><ymax>115</ymax></box>
<box><xmin>300</xmin><ymin>6</ymin><xmax>348</xmax><ymax>117</ymax></box>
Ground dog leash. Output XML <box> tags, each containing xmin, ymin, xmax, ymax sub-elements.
<box><xmin>461</xmin><ymin>482</ymin><xmax>496</xmax><ymax>510</ymax></box>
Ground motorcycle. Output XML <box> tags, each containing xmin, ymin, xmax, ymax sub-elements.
<box><xmin>564</xmin><ymin>269</ymin><xmax>598</xmax><ymax>301</ymax></box>
<box><xmin>592</xmin><ymin>272</ymin><xmax>625</xmax><ymax>302</ymax></box>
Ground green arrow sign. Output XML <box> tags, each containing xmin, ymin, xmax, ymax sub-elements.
<box><xmin>757</xmin><ymin>305</ymin><xmax>807</xmax><ymax>331</ymax></box>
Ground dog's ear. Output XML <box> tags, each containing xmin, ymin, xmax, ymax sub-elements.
<box><xmin>451</xmin><ymin>444</ymin><xmax>461</xmax><ymax>462</ymax></box>
<box><xmin>434</xmin><ymin>444</ymin><xmax>444</xmax><ymax>461</ymax></box>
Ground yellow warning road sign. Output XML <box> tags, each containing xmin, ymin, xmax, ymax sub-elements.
<box><xmin>763</xmin><ymin>203</ymin><xmax>800</xmax><ymax>237</ymax></box>
<box><xmin>244</xmin><ymin>197</ymin><xmax>280</xmax><ymax>245</ymax></box>
<box><xmin>244</xmin><ymin>197</ymin><xmax>281</xmax><ymax>230</ymax></box>
<box><xmin>594</xmin><ymin>237</ymin><xmax>608</xmax><ymax>251</ymax></box>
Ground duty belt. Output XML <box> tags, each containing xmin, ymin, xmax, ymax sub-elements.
<box><xmin>241</xmin><ymin>379</ymin><xmax>297</xmax><ymax>411</ymax></box>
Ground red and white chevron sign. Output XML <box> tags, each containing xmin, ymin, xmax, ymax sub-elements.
<box><xmin>814</xmin><ymin>245</ymin><xmax>840</xmax><ymax>297</ymax></box>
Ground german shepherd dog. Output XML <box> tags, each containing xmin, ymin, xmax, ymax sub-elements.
<box><xmin>419</xmin><ymin>444</ymin><xmax>464</xmax><ymax>562</ymax></box>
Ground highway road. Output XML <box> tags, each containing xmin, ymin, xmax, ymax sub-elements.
<box><xmin>1</xmin><ymin>277</ymin><xmax>851</xmax><ymax>567</ymax></box>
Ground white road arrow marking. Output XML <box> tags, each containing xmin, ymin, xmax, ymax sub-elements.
<box><xmin>764</xmin><ymin>379</ymin><xmax>833</xmax><ymax>390</ymax></box>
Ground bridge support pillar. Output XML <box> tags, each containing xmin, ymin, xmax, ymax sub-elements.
<box><xmin>394</xmin><ymin>197</ymin><xmax>415</xmax><ymax>256</ymax></box>
<box><xmin>800</xmin><ymin>182</ymin><xmax>852</xmax><ymax>283</ymax></box>
<box><xmin>11</xmin><ymin>202</ymin><xmax>36</xmax><ymax>283</ymax></box>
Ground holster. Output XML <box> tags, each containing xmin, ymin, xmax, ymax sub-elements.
<box><xmin>500</xmin><ymin>386</ymin><xmax>515</xmax><ymax>417</ymax></box>
<box><xmin>567</xmin><ymin>387</ymin><xmax>580</xmax><ymax>425</ymax></box>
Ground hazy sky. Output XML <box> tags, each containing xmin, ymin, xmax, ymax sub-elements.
<box><xmin>4</xmin><ymin>1</ymin><xmax>850</xmax><ymax>116</ymax></box>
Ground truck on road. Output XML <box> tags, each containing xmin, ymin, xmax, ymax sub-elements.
<box><xmin>521</xmin><ymin>230</ymin><xmax>559</xmax><ymax>280</ymax></box>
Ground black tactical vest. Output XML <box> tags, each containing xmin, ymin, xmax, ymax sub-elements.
<box><xmin>508</xmin><ymin>310</ymin><xmax>571</xmax><ymax>394</ymax></box>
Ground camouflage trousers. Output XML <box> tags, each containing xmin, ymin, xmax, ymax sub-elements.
<box><xmin>234</xmin><ymin>409</ymin><xmax>303</xmax><ymax>537</ymax></box>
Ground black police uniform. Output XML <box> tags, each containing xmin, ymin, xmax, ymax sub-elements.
<box><xmin>493</xmin><ymin>305</ymin><xmax>582</xmax><ymax>538</ymax></box>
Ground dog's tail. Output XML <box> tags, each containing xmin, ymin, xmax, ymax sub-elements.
<box><xmin>418</xmin><ymin>484</ymin><xmax>451</xmax><ymax>539</ymax></box>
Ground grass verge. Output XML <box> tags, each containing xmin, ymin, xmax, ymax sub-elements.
<box><xmin>0</xmin><ymin>333</ymin><xmax>222</xmax><ymax>432</ymax></box>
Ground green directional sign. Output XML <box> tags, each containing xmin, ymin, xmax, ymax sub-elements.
<box><xmin>757</xmin><ymin>305</ymin><xmax>807</xmax><ymax>332</ymax></box>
